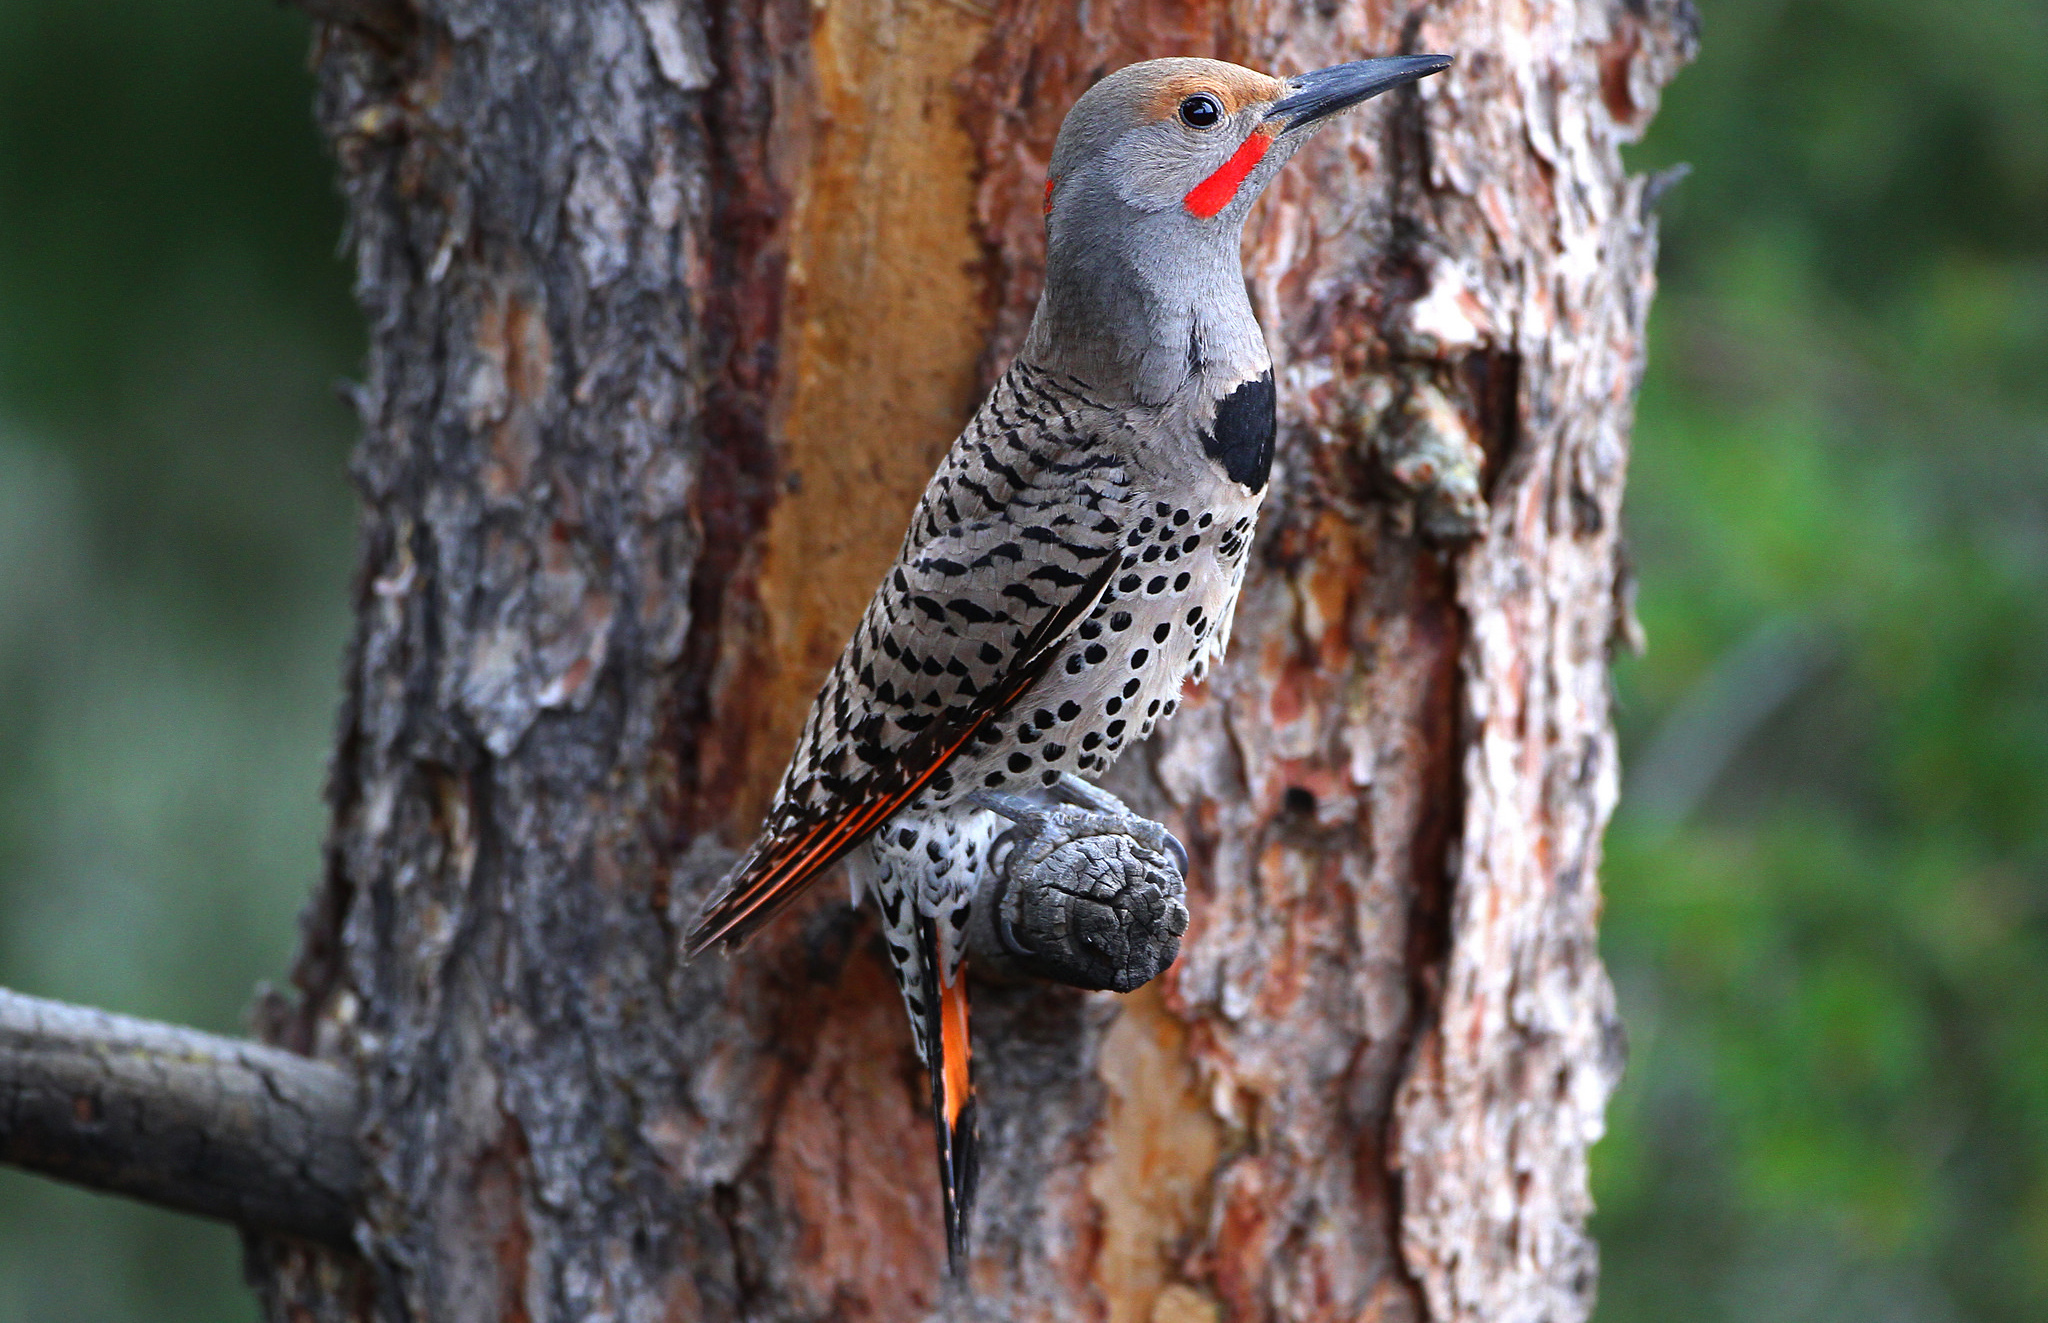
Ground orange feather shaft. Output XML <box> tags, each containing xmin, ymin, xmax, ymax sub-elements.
<box><xmin>940</xmin><ymin>966</ymin><xmax>972</xmax><ymax>1130</ymax></box>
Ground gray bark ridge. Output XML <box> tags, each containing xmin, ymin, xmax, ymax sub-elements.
<box><xmin>1385</xmin><ymin>5</ymin><xmax>1700</xmax><ymax>1321</ymax></box>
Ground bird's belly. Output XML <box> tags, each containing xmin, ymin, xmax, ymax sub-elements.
<box><xmin>922</xmin><ymin>500</ymin><xmax>1258</xmax><ymax>805</ymax></box>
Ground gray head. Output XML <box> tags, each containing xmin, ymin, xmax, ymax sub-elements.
<box><xmin>1025</xmin><ymin>54</ymin><xmax>1451</xmax><ymax>404</ymax></box>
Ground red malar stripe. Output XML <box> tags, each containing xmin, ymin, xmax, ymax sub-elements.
<box><xmin>1183</xmin><ymin>131</ymin><xmax>1272</xmax><ymax>219</ymax></box>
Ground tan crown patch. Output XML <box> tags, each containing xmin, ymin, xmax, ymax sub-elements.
<box><xmin>1140</xmin><ymin>65</ymin><xmax>1286</xmax><ymax>123</ymax></box>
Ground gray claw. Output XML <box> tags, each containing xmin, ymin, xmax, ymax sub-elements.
<box><xmin>1160</xmin><ymin>828</ymin><xmax>1189</xmax><ymax>875</ymax></box>
<box><xmin>966</xmin><ymin>789</ymin><xmax>1038</xmax><ymax>823</ymax></box>
<box><xmin>1048</xmin><ymin>771</ymin><xmax>1123</xmax><ymax>815</ymax></box>
<box><xmin>1048</xmin><ymin>772</ymin><xmax>1188</xmax><ymax>873</ymax></box>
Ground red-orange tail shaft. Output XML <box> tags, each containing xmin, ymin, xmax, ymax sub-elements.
<box><xmin>918</xmin><ymin>915</ymin><xmax>978</xmax><ymax>1272</ymax></box>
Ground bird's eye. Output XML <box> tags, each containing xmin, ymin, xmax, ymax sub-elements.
<box><xmin>1178</xmin><ymin>94</ymin><xmax>1223</xmax><ymax>129</ymax></box>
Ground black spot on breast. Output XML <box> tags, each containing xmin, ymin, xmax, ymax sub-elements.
<box><xmin>1202</xmin><ymin>371</ymin><xmax>1276</xmax><ymax>490</ymax></box>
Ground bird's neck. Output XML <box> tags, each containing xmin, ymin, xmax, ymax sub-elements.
<box><xmin>1021</xmin><ymin>209</ymin><xmax>1270</xmax><ymax>409</ymax></box>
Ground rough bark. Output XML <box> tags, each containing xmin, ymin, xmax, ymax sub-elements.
<box><xmin>243</xmin><ymin>1</ymin><xmax>1695</xmax><ymax>1319</ymax></box>
<box><xmin>0</xmin><ymin>988</ymin><xmax>361</xmax><ymax>1248</ymax></box>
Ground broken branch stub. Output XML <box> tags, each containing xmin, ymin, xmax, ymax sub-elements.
<box><xmin>968</xmin><ymin>779</ymin><xmax>1190</xmax><ymax>993</ymax></box>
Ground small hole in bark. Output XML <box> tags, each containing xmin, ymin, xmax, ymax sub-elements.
<box><xmin>1282</xmin><ymin>786</ymin><xmax>1317</xmax><ymax>815</ymax></box>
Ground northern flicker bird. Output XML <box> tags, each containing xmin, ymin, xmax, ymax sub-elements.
<box><xmin>685</xmin><ymin>51</ymin><xmax>1452</xmax><ymax>1269</ymax></box>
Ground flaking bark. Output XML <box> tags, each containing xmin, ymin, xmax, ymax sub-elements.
<box><xmin>240</xmin><ymin>1</ymin><xmax>1696</xmax><ymax>1319</ymax></box>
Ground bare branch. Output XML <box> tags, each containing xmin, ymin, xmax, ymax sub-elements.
<box><xmin>0</xmin><ymin>987</ymin><xmax>362</xmax><ymax>1248</ymax></box>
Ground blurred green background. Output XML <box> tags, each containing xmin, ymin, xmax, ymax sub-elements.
<box><xmin>1596</xmin><ymin>2</ymin><xmax>2048</xmax><ymax>1321</ymax></box>
<box><xmin>0</xmin><ymin>0</ymin><xmax>2040</xmax><ymax>1319</ymax></box>
<box><xmin>0</xmin><ymin>0</ymin><xmax>356</xmax><ymax>1318</ymax></box>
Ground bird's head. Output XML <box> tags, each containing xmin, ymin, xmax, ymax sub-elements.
<box><xmin>1026</xmin><ymin>53</ymin><xmax>1450</xmax><ymax>403</ymax></box>
<box><xmin>1044</xmin><ymin>54</ymin><xmax>1452</xmax><ymax>234</ymax></box>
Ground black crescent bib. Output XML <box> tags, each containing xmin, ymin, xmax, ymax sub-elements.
<box><xmin>1202</xmin><ymin>371</ymin><xmax>1276</xmax><ymax>491</ymax></box>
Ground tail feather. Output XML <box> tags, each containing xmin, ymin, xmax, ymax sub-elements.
<box><xmin>917</xmin><ymin>914</ymin><xmax>978</xmax><ymax>1273</ymax></box>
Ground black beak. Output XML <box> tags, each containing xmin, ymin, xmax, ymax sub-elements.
<box><xmin>1266</xmin><ymin>54</ymin><xmax>1452</xmax><ymax>132</ymax></box>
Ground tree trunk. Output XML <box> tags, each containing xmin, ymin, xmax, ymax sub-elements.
<box><xmin>245</xmin><ymin>0</ymin><xmax>1696</xmax><ymax>1318</ymax></box>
